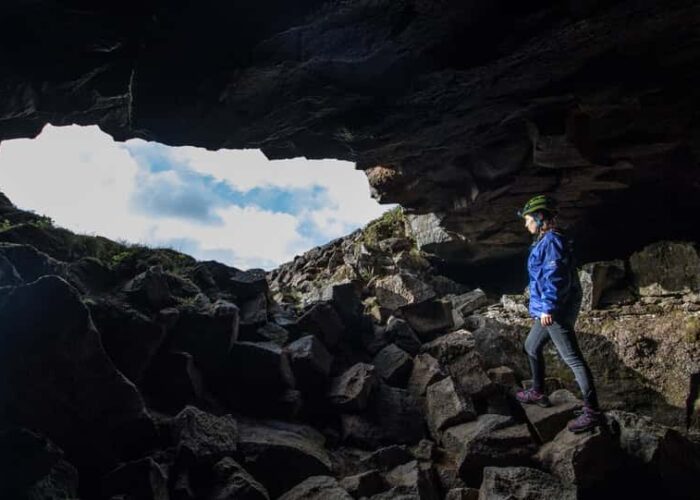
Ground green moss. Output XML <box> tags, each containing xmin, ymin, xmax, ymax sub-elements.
<box><xmin>361</xmin><ymin>207</ymin><xmax>409</xmax><ymax>249</ymax></box>
<box><xmin>0</xmin><ymin>219</ymin><xmax>13</xmax><ymax>232</ymax></box>
<box><xmin>684</xmin><ymin>316</ymin><xmax>700</xmax><ymax>343</ymax></box>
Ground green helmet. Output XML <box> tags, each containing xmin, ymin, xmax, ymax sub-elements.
<box><xmin>518</xmin><ymin>194</ymin><xmax>558</xmax><ymax>218</ymax></box>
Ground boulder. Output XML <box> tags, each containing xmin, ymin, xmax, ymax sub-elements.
<box><xmin>400</xmin><ymin>299</ymin><xmax>454</xmax><ymax>338</ymax></box>
<box><xmin>457</xmin><ymin>425</ymin><xmax>536</xmax><ymax>485</ymax></box>
<box><xmin>322</xmin><ymin>280</ymin><xmax>365</xmax><ymax>329</ymax></box>
<box><xmin>425</xmin><ymin>377</ymin><xmax>476</xmax><ymax>441</ymax></box>
<box><xmin>441</xmin><ymin>415</ymin><xmax>514</xmax><ymax>455</ymax></box>
<box><xmin>242</xmin><ymin>321</ymin><xmax>289</xmax><ymax>345</ymax></box>
<box><xmin>169</xmin><ymin>299</ymin><xmax>239</xmax><ymax>379</ymax></box>
<box><xmin>375</xmin><ymin>273</ymin><xmax>436</xmax><ymax>310</ymax></box>
<box><xmin>142</xmin><ymin>351</ymin><xmax>204</xmax><ymax>413</ymax></box>
<box><xmin>210</xmin><ymin>457</ymin><xmax>270</xmax><ymax>500</ymax></box>
<box><xmin>236</xmin><ymin>419</ymin><xmax>332</xmax><ymax>498</ymax></box>
<box><xmin>448</xmin><ymin>289</ymin><xmax>489</xmax><ymax>317</ymax></box>
<box><xmin>122</xmin><ymin>265</ymin><xmax>173</xmax><ymax>310</ymax></box>
<box><xmin>359</xmin><ymin>445</ymin><xmax>414</xmax><ymax>473</ymax></box>
<box><xmin>629</xmin><ymin>241</ymin><xmax>700</xmax><ymax>296</ymax></box>
<box><xmin>385</xmin><ymin>460</ymin><xmax>440</xmax><ymax>500</ymax></box>
<box><xmin>385</xmin><ymin>317</ymin><xmax>422</xmax><ymax>356</ymax></box>
<box><xmin>408</xmin><ymin>354</ymin><xmax>447</xmax><ymax>398</ymax></box>
<box><xmin>286</xmin><ymin>335</ymin><xmax>333</xmax><ymax>394</ymax></box>
<box><xmin>470</xmin><ymin>318</ymin><xmax>529</xmax><ymax>376</ymax></box>
<box><xmin>486</xmin><ymin>367</ymin><xmax>518</xmax><ymax>387</ymax></box>
<box><xmin>521</xmin><ymin>390</ymin><xmax>581</xmax><ymax>443</ymax></box>
<box><xmin>339</xmin><ymin>470</ymin><xmax>386</xmax><ymax>498</ymax></box>
<box><xmin>88</xmin><ymin>298</ymin><xmax>166</xmax><ymax>384</ymax></box>
<box><xmin>102</xmin><ymin>457</ymin><xmax>168</xmax><ymax>500</ymax></box>
<box><xmin>0</xmin><ymin>242</ymin><xmax>64</xmax><ymax>283</ymax></box>
<box><xmin>0</xmin><ymin>276</ymin><xmax>156</xmax><ymax>470</ymax></box>
<box><xmin>227</xmin><ymin>342</ymin><xmax>296</xmax><ymax>409</ymax></box>
<box><xmin>478</xmin><ymin>467</ymin><xmax>577</xmax><ymax>500</ymax></box>
<box><xmin>239</xmin><ymin>293</ymin><xmax>268</xmax><ymax>332</ymax></box>
<box><xmin>0</xmin><ymin>253</ymin><xmax>22</xmax><ymax>286</ymax></box>
<box><xmin>328</xmin><ymin>363</ymin><xmax>376</xmax><ymax>412</ymax></box>
<box><xmin>297</xmin><ymin>302</ymin><xmax>345</xmax><ymax>349</ymax></box>
<box><xmin>445</xmin><ymin>488</ymin><xmax>479</xmax><ymax>500</ymax></box>
<box><xmin>373</xmin><ymin>344</ymin><xmax>413</xmax><ymax>387</ymax></box>
<box><xmin>578</xmin><ymin>259</ymin><xmax>627</xmax><ymax>310</ymax></box>
<box><xmin>278</xmin><ymin>475</ymin><xmax>353</xmax><ymax>500</ymax></box>
<box><xmin>500</xmin><ymin>295</ymin><xmax>529</xmax><ymax>316</ymax></box>
<box><xmin>0</xmin><ymin>428</ymin><xmax>79</xmax><ymax>500</ymax></box>
<box><xmin>171</xmin><ymin>406</ymin><xmax>238</xmax><ymax>465</ymax></box>
<box><xmin>535</xmin><ymin>426</ymin><xmax>622</xmax><ymax>489</ymax></box>
<box><xmin>229</xmin><ymin>268</ymin><xmax>268</xmax><ymax>300</ymax></box>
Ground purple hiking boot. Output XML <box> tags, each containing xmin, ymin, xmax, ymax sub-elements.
<box><xmin>515</xmin><ymin>388</ymin><xmax>552</xmax><ymax>408</ymax></box>
<box><xmin>568</xmin><ymin>406</ymin><xmax>602</xmax><ymax>433</ymax></box>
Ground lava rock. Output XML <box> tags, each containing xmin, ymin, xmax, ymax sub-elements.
<box><xmin>297</xmin><ymin>302</ymin><xmax>345</xmax><ymax>349</ymax></box>
<box><xmin>425</xmin><ymin>377</ymin><xmax>476</xmax><ymax>441</ymax></box>
<box><xmin>408</xmin><ymin>353</ymin><xmax>446</xmax><ymax>398</ymax></box>
<box><xmin>441</xmin><ymin>414</ymin><xmax>515</xmax><ymax>455</ymax></box>
<box><xmin>328</xmin><ymin>363</ymin><xmax>376</xmax><ymax>412</ymax></box>
<box><xmin>375</xmin><ymin>273</ymin><xmax>436</xmax><ymax>310</ymax></box>
<box><xmin>286</xmin><ymin>335</ymin><xmax>333</xmax><ymax>394</ymax></box>
<box><xmin>629</xmin><ymin>241</ymin><xmax>700</xmax><ymax>296</ymax></box>
<box><xmin>521</xmin><ymin>390</ymin><xmax>581</xmax><ymax>443</ymax></box>
<box><xmin>0</xmin><ymin>253</ymin><xmax>22</xmax><ymax>286</ymax></box>
<box><xmin>171</xmin><ymin>406</ymin><xmax>238</xmax><ymax>465</ymax></box>
<box><xmin>400</xmin><ymin>299</ymin><xmax>454</xmax><ymax>338</ymax></box>
<box><xmin>339</xmin><ymin>470</ymin><xmax>386</xmax><ymax>498</ymax></box>
<box><xmin>478</xmin><ymin>466</ymin><xmax>577</xmax><ymax>500</ymax></box>
<box><xmin>385</xmin><ymin>460</ymin><xmax>440</xmax><ymax>500</ymax></box>
<box><xmin>142</xmin><ymin>351</ymin><xmax>204</xmax><ymax>413</ymax></box>
<box><xmin>445</xmin><ymin>487</ymin><xmax>479</xmax><ymax>500</ymax></box>
<box><xmin>360</xmin><ymin>445</ymin><xmax>414</xmax><ymax>472</ymax></box>
<box><xmin>448</xmin><ymin>289</ymin><xmax>489</xmax><ymax>317</ymax></box>
<box><xmin>278</xmin><ymin>475</ymin><xmax>353</xmax><ymax>500</ymax></box>
<box><xmin>102</xmin><ymin>457</ymin><xmax>168</xmax><ymax>500</ymax></box>
<box><xmin>373</xmin><ymin>344</ymin><xmax>413</xmax><ymax>387</ymax></box>
<box><xmin>210</xmin><ymin>457</ymin><xmax>270</xmax><ymax>500</ymax></box>
<box><xmin>236</xmin><ymin>419</ymin><xmax>332</xmax><ymax>498</ymax></box>
<box><xmin>229</xmin><ymin>268</ymin><xmax>268</xmax><ymax>300</ymax></box>
<box><xmin>122</xmin><ymin>265</ymin><xmax>173</xmax><ymax>310</ymax></box>
<box><xmin>578</xmin><ymin>259</ymin><xmax>627</xmax><ymax>310</ymax></box>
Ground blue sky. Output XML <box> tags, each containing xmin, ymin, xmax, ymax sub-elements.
<box><xmin>0</xmin><ymin>125</ymin><xmax>393</xmax><ymax>269</ymax></box>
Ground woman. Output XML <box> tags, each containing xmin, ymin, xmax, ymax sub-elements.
<box><xmin>515</xmin><ymin>194</ymin><xmax>601</xmax><ymax>433</ymax></box>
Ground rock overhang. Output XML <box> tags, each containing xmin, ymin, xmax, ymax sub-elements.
<box><xmin>1</xmin><ymin>0</ymin><xmax>699</xmax><ymax>266</ymax></box>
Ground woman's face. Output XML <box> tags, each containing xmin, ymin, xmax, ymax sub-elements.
<box><xmin>524</xmin><ymin>214</ymin><xmax>538</xmax><ymax>235</ymax></box>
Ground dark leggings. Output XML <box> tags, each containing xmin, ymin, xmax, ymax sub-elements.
<box><xmin>524</xmin><ymin>316</ymin><xmax>599</xmax><ymax>409</ymax></box>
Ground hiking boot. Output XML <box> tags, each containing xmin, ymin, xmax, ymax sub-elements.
<box><xmin>515</xmin><ymin>388</ymin><xmax>552</xmax><ymax>408</ymax></box>
<box><xmin>567</xmin><ymin>406</ymin><xmax>602</xmax><ymax>433</ymax></box>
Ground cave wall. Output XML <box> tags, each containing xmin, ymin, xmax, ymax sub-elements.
<box><xmin>1</xmin><ymin>0</ymin><xmax>699</xmax><ymax>265</ymax></box>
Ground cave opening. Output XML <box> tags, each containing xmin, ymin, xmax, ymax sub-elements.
<box><xmin>0</xmin><ymin>123</ymin><xmax>395</xmax><ymax>270</ymax></box>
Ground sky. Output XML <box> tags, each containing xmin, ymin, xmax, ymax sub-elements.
<box><xmin>0</xmin><ymin>124</ymin><xmax>393</xmax><ymax>270</ymax></box>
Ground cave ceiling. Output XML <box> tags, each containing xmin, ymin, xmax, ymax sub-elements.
<box><xmin>1</xmin><ymin>0</ymin><xmax>699</xmax><ymax>266</ymax></box>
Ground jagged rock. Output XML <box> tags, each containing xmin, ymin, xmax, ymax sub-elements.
<box><xmin>373</xmin><ymin>344</ymin><xmax>413</xmax><ymax>387</ymax></box>
<box><xmin>425</xmin><ymin>377</ymin><xmax>476</xmax><ymax>441</ymax></box>
<box><xmin>629</xmin><ymin>241</ymin><xmax>700</xmax><ymax>296</ymax></box>
<box><xmin>239</xmin><ymin>293</ymin><xmax>268</xmax><ymax>333</ymax></box>
<box><xmin>375</xmin><ymin>273</ymin><xmax>436</xmax><ymax>310</ymax></box>
<box><xmin>169</xmin><ymin>299</ymin><xmax>239</xmax><ymax>379</ymax></box>
<box><xmin>360</xmin><ymin>445</ymin><xmax>414</xmax><ymax>472</ymax></box>
<box><xmin>171</xmin><ymin>406</ymin><xmax>238</xmax><ymax>465</ymax></box>
<box><xmin>578</xmin><ymin>259</ymin><xmax>627</xmax><ymax>310</ymax></box>
<box><xmin>0</xmin><ymin>276</ymin><xmax>156</xmax><ymax>470</ymax></box>
<box><xmin>210</xmin><ymin>457</ymin><xmax>270</xmax><ymax>500</ymax></box>
<box><xmin>286</xmin><ymin>335</ymin><xmax>333</xmax><ymax>394</ymax></box>
<box><xmin>411</xmin><ymin>439</ymin><xmax>438</xmax><ymax>462</ymax></box>
<box><xmin>385</xmin><ymin>317</ymin><xmax>422</xmax><ymax>356</ymax></box>
<box><xmin>0</xmin><ymin>428</ymin><xmax>79</xmax><ymax>500</ymax></box>
<box><xmin>478</xmin><ymin>467</ymin><xmax>577</xmax><ymax>500</ymax></box>
<box><xmin>408</xmin><ymin>354</ymin><xmax>446</xmax><ymax>398</ymax></box>
<box><xmin>122</xmin><ymin>265</ymin><xmax>173</xmax><ymax>310</ymax></box>
<box><xmin>339</xmin><ymin>470</ymin><xmax>386</xmax><ymax>499</ymax></box>
<box><xmin>458</xmin><ymin>424</ymin><xmax>536</xmax><ymax>485</ymax></box>
<box><xmin>607</xmin><ymin>410</ymin><xmax>700</xmax><ymax>490</ymax></box>
<box><xmin>227</xmin><ymin>342</ymin><xmax>295</xmax><ymax>408</ymax></box>
<box><xmin>442</xmin><ymin>415</ymin><xmax>515</xmax><ymax>455</ymax></box>
<box><xmin>278</xmin><ymin>475</ymin><xmax>352</xmax><ymax>500</ymax></box>
<box><xmin>229</xmin><ymin>268</ymin><xmax>268</xmax><ymax>300</ymax></box>
<box><xmin>470</xmin><ymin>318</ymin><xmax>529</xmax><ymax>376</ymax></box>
<box><xmin>236</xmin><ymin>419</ymin><xmax>332</xmax><ymax>498</ymax></box>
<box><xmin>102</xmin><ymin>457</ymin><xmax>168</xmax><ymax>500</ymax></box>
<box><xmin>535</xmin><ymin>426</ymin><xmax>622</xmax><ymax>489</ymax></box>
<box><xmin>522</xmin><ymin>390</ymin><xmax>582</xmax><ymax>443</ymax></box>
<box><xmin>422</xmin><ymin>330</ymin><xmax>492</xmax><ymax>397</ymax></box>
<box><xmin>400</xmin><ymin>299</ymin><xmax>454</xmax><ymax>338</ymax></box>
<box><xmin>88</xmin><ymin>298</ymin><xmax>166</xmax><ymax>384</ymax></box>
<box><xmin>142</xmin><ymin>351</ymin><xmax>204</xmax><ymax>413</ymax></box>
<box><xmin>385</xmin><ymin>460</ymin><xmax>439</xmax><ymax>500</ymax></box>
<box><xmin>448</xmin><ymin>289</ymin><xmax>489</xmax><ymax>317</ymax></box>
<box><xmin>328</xmin><ymin>363</ymin><xmax>376</xmax><ymax>412</ymax></box>
<box><xmin>500</xmin><ymin>295</ymin><xmax>529</xmax><ymax>316</ymax></box>
<box><xmin>367</xmin><ymin>486</ymin><xmax>421</xmax><ymax>499</ymax></box>
<box><xmin>297</xmin><ymin>302</ymin><xmax>345</xmax><ymax>349</ymax></box>
<box><xmin>434</xmin><ymin>462</ymin><xmax>468</xmax><ymax>495</ymax></box>
<box><xmin>445</xmin><ymin>488</ymin><xmax>479</xmax><ymax>500</ymax></box>
<box><xmin>66</xmin><ymin>256</ymin><xmax>117</xmax><ymax>293</ymax></box>
<box><xmin>0</xmin><ymin>242</ymin><xmax>64</xmax><ymax>282</ymax></box>
<box><xmin>321</xmin><ymin>280</ymin><xmax>365</xmax><ymax>329</ymax></box>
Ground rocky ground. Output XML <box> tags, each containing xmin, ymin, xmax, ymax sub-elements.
<box><xmin>1</xmin><ymin>194</ymin><xmax>699</xmax><ymax>500</ymax></box>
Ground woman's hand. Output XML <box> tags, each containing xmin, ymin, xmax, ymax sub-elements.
<box><xmin>540</xmin><ymin>313</ymin><xmax>553</xmax><ymax>326</ymax></box>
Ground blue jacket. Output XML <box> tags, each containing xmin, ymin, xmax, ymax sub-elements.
<box><xmin>527</xmin><ymin>230</ymin><xmax>578</xmax><ymax>318</ymax></box>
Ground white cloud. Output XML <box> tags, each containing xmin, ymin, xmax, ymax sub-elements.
<box><xmin>0</xmin><ymin>124</ymin><xmax>393</xmax><ymax>269</ymax></box>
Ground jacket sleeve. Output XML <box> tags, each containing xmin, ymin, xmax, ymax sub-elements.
<box><xmin>539</xmin><ymin>235</ymin><xmax>569</xmax><ymax>314</ymax></box>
